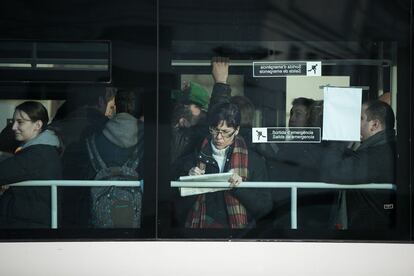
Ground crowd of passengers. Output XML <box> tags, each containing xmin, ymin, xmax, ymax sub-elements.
<box><xmin>0</xmin><ymin>87</ymin><xmax>144</xmax><ymax>228</ymax></box>
<box><xmin>170</xmin><ymin>57</ymin><xmax>396</xmax><ymax>231</ymax></box>
<box><xmin>0</xmin><ymin>57</ymin><xmax>396</xmax><ymax>231</ymax></box>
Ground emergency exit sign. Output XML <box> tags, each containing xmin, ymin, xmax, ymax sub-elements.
<box><xmin>253</xmin><ymin>61</ymin><xmax>321</xmax><ymax>77</ymax></box>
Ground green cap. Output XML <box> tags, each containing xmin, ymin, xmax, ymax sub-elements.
<box><xmin>171</xmin><ymin>81</ymin><xmax>210</xmax><ymax>111</ymax></box>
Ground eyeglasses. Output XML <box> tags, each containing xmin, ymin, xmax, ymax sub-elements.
<box><xmin>209</xmin><ymin>127</ymin><xmax>237</xmax><ymax>138</ymax></box>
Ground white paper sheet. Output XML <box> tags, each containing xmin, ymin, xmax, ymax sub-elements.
<box><xmin>179</xmin><ymin>172</ymin><xmax>233</xmax><ymax>182</ymax></box>
<box><xmin>180</xmin><ymin>187</ymin><xmax>230</xmax><ymax>197</ymax></box>
<box><xmin>322</xmin><ymin>87</ymin><xmax>362</xmax><ymax>141</ymax></box>
<box><xmin>178</xmin><ymin>172</ymin><xmax>233</xmax><ymax>196</ymax></box>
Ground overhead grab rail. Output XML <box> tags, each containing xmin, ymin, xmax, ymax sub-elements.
<box><xmin>171</xmin><ymin>59</ymin><xmax>392</xmax><ymax>67</ymax></box>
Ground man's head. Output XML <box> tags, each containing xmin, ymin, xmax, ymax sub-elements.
<box><xmin>360</xmin><ymin>100</ymin><xmax>395</xmax><ymax>141</ymax></box>
<box><xmin>115</xmin><ymin>89</ymin><xmax>140</xmax><ymax>118</ymax></box>
<box><xmin>172</xmin><ymin>103</ymin><xmax>205</xmax><ymax>128</ymax></box>
<box><xmin>172</xmin><ymin>81</ymin><xmax>210</xmax><ymax>111</ymax></box>
<box><xmin>289</xmin><ymin>97</ymin><xmax>315</xmax><ymax>127</ymax></box>
<box><xmin>171</xmin><ymin>81</ymin><xmax>209</xmax><ymax>128</ymax></box>
<box><xmin>74</xmin><ymin>85</ymin><xmax>117</xmax><ymax>118</ymax></box>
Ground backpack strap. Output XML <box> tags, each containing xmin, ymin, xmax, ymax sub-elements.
<box><xmin>123</xmin><ymin>133</ymin><xmax>144</xmax><ymax>170</ymax></box>
<box><xmin>86</xmin><ymin>134</ymin><xmax>108</xmax><ymax>173</ymax></box>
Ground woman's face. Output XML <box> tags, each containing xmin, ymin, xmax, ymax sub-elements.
<box><xmin>11</xmin><ymin>109</ymin><xmax>42</xmax><ymax>142</ymax></box>
<box><xmin>210</xmin><ymin>120</ymin><xmax>239</xmax><ymax>150</ymax></box>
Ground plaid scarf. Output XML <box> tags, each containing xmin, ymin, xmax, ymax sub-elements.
<box><xmin>185</xmin><ymin>136</ymin><xmax>249</xmax><ymax>229</ymax></box>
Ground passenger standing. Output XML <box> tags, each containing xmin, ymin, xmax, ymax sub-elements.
<box><xmin>170</xmin><ymin>81</ymin><xmax>209</xmax><ymax>174</ymax></box>
<box><xmin>0</xmin><ymin>101</ymin><xmax>62</xmax><ymax>228</ymax></box>
<box><xmin>183</xmin><ymin>102</ymin><xmax>271</xmax><ymax>229</ymax></box>
<box><xmin>52</xmin><ymin>85</ymin><xmax>117</xmax><ymax>227</ymax></box>
<box><xmin>264</xmin><ymin>97</ymin><xmax>322</xmax><ymax>182</ymax></box>
<box><xmin>85</xmin><ymin>89</ymin><xmax>144</xmax><ymax>228</ymax></box>
<box><xmin>263</xmin><ymin>98</ymin><xmax>339</xmax><ymax>229</ymax></box>
<box><xmin>322</xmin><ymin>100</ymin><xmax>396</xmax><ymax>229</ymax></box>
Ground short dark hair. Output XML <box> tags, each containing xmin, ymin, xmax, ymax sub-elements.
<box><xmin>15</xmin><ymin>101</ymin><xmax>49</xmax><ymax>131</ymax></box>
<box><xmin>292</xmin><ymin>97</ymin><xmax>315</xmax><ymax>109</ymax></box>
<box><xmin>104</xmin><ymin>86</ymin><xmax>117</xmax><ymax>103</ymax></box>
<box><xmin>364</xmin><ymin>100</ymin><xmax>395</xmax><ymax>130</ymax></box>
<box><xmin>230</xmin><ymin>96</ymin><xmax>255</xmax><ymax>127</ymax></box>
<box><xmin>208</xmin><ymin>102</ymin><xmax>240</xmax><ymax>128</ymax></box>
<box><xmin>115</xmin><ymin>89</ymin><xmax>138</xmax><ymax>116</ymax></box>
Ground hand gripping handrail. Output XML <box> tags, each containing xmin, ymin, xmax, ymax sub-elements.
<box><xmin>9</xmin><ymin>180</ymin><xmax>142</xmax><ymax>229</ymax></box>
<box><xmin>171</xmin><ymin>181</ymin><xmax>396</xmax><ymax>229</ymax></box>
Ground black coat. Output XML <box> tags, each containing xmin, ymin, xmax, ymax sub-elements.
<box><xmin>0</xmin><ymin>145</ymin><xmax>62</xmax><ymax>228</ymax></box>
<box><xmin>263</xmin><ymin>142</ymin><xmax>343</xmax><ymax>229</ymax></box>
<box><xmin>55</xmin><ymin>107</ymin><xmax>107</xmax><ymax>228</ymax></box>
<box><xmin>322</xmin><ymin>130</ymin><xmax>396</xmax><ymax>229</ymax></box>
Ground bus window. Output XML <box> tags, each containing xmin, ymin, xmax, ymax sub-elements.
<box><xmin>0</xmin><ymin>0</ymin><xmax>156</xmax><ymax>240</ymax></box>
<box><xmin>160</xmin><ymin>41</ymin><xmax>409</xmax><ymax>240</ymax></box>
<box><xmin>158</xmin><ymin>0</ymin><xmax>411</xmax><ymax>241</ymax></box>
<box><xmin>0</xmin><ymin>86</ymin><xmax>155</xmax><ymax>238</ymax></box>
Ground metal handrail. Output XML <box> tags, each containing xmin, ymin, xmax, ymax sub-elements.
<box><xmin>9</xmin><ymin>180</ymin><xmax>142</xmax><ymax>229</ymax></box>
<box><xmin>171</xmin><ymin>181</ymin><xmax>396</xmax><ymax>229</ymax></box>
<box><xmin>7</xmin><ymin>180</ymin><xmax>394</xmax><ymax>230</ymax></box>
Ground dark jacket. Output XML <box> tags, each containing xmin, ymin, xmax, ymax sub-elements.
<box><xmin>265</xmin><ymin>143</ymin><xmax>326</xmax><ymax>182</ymax></box>
<box><xmin>256</xmin><ymin>140</ymin><xmax>347</xmax><ymax>229</ymax></box>
<box><xmin>208</xmin><ymin>83</ymin><xmax>232</xmax><ymax>109</ymax></box>
<box><xmin>322</xmin><ymin>130</ymin><xmax>396</xmax><ymax>229</ymax></box>
<box><xmin>0</xmin><ymin>130</ymin><xmax>62</xmax><ymax>228</ymax></box>
<box><xmin>56</xmin><ymin>107</ymin><xmax>108</xmax><ymax>228</ymax></box>
<box><xmin>170</xmin><ymin>124</ymin><xmax>207</xmax><ymax>180</ymax></box>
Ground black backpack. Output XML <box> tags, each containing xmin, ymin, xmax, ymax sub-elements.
<box><xmin>86</xmin><ymin>134</ymin><xmax>143</xmax><ymax>228</ymax></box>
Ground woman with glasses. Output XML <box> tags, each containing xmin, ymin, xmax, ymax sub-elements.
<box><xmin>184</xmin><ymin>102</ymin><xmax>271</xmax><ymax>229</ymax></box>
<box><xmin>0</xmin><ymin>101</ymin><xmax>62</xmax><ymax>228</ymax></box>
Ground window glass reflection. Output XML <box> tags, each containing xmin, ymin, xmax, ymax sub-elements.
<box><xmin>164</xmin><ymin>41</ymin><xmax>402</xmax><ymax>239</ymax></box>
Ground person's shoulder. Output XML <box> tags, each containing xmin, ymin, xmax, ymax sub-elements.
<box><xmin>20</xmin><ymin>144</ymin><xmax>60</xmax><ymax>156</ymax></box>
<box><xmin>359</xmin><ymin>136</ymin><xmax>395</xmax><ymax>152</ymax></box>
<box><xmin>365</xmin><ymin>139</ymin><xmax>396</xmax><ymax>157</ymax></box>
